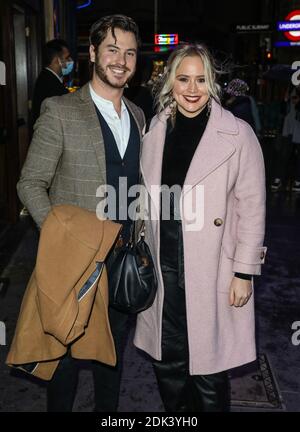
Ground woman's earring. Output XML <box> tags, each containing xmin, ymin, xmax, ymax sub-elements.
<box><xmin>170</xmin><ymin>101</ymin><xmax>177</xmax><ymax>122</ymax></box>
<box><xmin>168</xmin><ymin>95</ymin><xmax>177</xmax><ymax>122</ymax></box>
<box><xmin>206</xmin><ymin>97</ymin><xmax>212</xmax><ymax>117</ymax></box>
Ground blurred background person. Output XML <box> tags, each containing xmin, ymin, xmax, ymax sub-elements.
<box><xmin>124</xmin><ymin>54</ymin><xmax>154</xmax><ymax>121</ymax></box>
<box><xmin>271</xmin><ymin>86</ymin><xmax>300</xmax><ymax>192</ymax></box>
<box><xmin>223</xmin><ymin>78</ymin><xmax>256</xmax><ymax>132</ymax></box>
<box><xmin>31</xmin><ymin>39</ymin><xmax>73</xmax><ymax>130</ymax></box>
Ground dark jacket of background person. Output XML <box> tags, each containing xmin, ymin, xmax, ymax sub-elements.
<box><xmin>30</xmin><ymin>39</ymin><xmax>72</xmax><ymax>134</ymax></box>
<box><xmin>31</xmin><ymin>68</ymin><xmax>68</xmax><ymax>127</ymax></box>
<box><xmin>223</xmin><ymin>94</ymin><xmax>256</xmax><ymax>131</ymax></box>
<box><xmin>124</xmin><ymin>55</ymin><xmax>154</xmax><ymax>121</ymax></box>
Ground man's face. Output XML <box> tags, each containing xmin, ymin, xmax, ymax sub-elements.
<box><xmin>58</xmin><ymin>46</ymin><xmax>72</xmax><ymax>67</ymax></box>
<box><xmin>90</xmin><ymin>28</ymin><xmax>137</xmax><ymax>89</ymax></box>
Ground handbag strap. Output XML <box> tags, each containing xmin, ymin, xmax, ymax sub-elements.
<box><xmin>128</xmin><ymin>219</ymin><xmax>145</xmax><ymax>245</ymax></box>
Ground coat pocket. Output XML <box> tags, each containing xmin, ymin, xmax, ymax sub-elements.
<box><xmin>217</xmin><ymin>241</ymin><xmax>236</xmax><ymax>293</ymax></box>
<box><xmin>221</xmin><ymin>241</ymin><xmax>236</xmax><ymax>260</ymax></box>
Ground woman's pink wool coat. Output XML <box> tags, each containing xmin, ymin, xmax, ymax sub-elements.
<box><xmin>134</xmin><ymin>99</ymin><xmax>267</xmax><ymax>375</ymax></box>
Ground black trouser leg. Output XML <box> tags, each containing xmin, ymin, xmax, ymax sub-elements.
<box><xmin>154</xmin><ymin>266</ymin><xmax>229</xmax><ymax>412</ymax></box>
<box><xmin>191</xmin><ymin>372</ymin><xmax>229</xmax><ymax>412</ymax></box>
<box><xmin>92</xmin><ymin>306</ymin><xmax>129</xmax><ymax>412</ymax></box>
<box><xmin>153</xmin><ymin>267</ymin><xmax>190</xmax><ymax>412</ymax></box>
<box><xmin>47</xmin><ymin>353</ymin><xmax>79</xmax><ymax>412</ymax></box>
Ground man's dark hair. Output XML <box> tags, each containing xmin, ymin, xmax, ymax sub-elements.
<box><xmin>89</xmin><ymin>14</ymin><xmax>141</xmax><ymax>51</ymax></box>
<box><xmin>43</xmin><ymin>39</ymin><xmax>69</xmax><ymax>66</ymax></box>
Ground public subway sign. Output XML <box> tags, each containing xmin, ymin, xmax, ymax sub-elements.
<box><xmin>235</xmin><ymin>24</ymin><xmax>271</xmax><ymax>33</ymax></box>
<box><xmin>154</xmin><ymin>34</ymin><xmax>179</xmax><ymax>45</ymax></box>
<box><xmin>0</xmin><ymin>61</ymin><xmax>6</xmax><ymax>85</ymax></box>
<box><xmin>277</xmin><ymin>21</ymin><xmax>300</xmax><ymax>32</ymax></box>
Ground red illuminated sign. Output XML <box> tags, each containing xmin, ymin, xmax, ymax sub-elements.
<box><xmin>284</xmin><ymin>10</ymin><xmax>300</xmax><ymax>41</ymax></box>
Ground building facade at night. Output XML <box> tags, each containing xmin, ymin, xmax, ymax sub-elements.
<box><xmin>1</xmin><ymin>0</ymin><xmax>300</xmax><ymax>222</ymax></box>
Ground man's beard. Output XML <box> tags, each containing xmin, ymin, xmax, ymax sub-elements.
<box><xmin>95</xmin><ymin>55</ymin><xmax>134</xmax><ymax>89</ymax></box>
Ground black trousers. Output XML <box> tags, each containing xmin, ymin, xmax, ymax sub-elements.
<box><xmin>153</xmin><ymin>266</ymin><xmax>229</xmax><ymax>412</ymax></box>
<box><xmin>47</xmin><ymin>307</ymin><xmax>129</xmax><ymax>412</ymax></box>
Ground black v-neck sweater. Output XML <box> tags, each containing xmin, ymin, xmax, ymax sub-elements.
<box><xmin>160</xmin><ymin>107</ymin><xmax>209</xmax><ymax>272</ymax></box>
<box><xmin>161</xmin><ymin>106</ymin><xmax>209</xmax><ymax>188</ymax></box>
<box><xmin>160</xmin><ymin>106</ymin><xmax>251</xmax><ymax>280</ymax></box>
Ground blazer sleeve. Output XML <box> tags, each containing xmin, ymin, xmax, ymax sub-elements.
<box><xmin>17</xmin><ymin>97</ymin><xmax>63</xmax><ymax>228</ymax></box>
<box><xmin>232</xmin><ymin>120</ymin><xmax>267</xmax><ymax>275</ymax></box>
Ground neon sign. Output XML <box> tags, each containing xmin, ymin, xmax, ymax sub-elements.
<box><xmin>77</xmin><ymin>0</ymin><xmax>92</xmax><ymax>10</ymax></box>
<box><xmin>278</xmin><ymin>21</ymin><xmax>300</xmax><ymax>31</ymax></box>
<box><xmin>278</xmin><ymin>10</ymin><xmax>300</xmax><ymax>42</ymax></box>
<box><xmin>275</xmin><ymin>41</ymin><xmax>300</xmax><ymax>47</ymax></box>
<box><xmin>154</xmin><ymin>34</ymin><xmax>179</xmax><ymax>45</ymax></box>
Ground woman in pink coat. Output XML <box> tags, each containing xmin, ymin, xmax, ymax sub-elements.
<box><xmin>134</xmin><ymin>44</ymin><xmax>267</xmax><ymax>412</ymax></box>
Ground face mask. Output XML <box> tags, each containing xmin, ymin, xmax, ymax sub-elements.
<box><xmin>59</xmin><ymin>58</ymin><xmax>74</xmax><ymax>76</ymax></box>
<box><xmin>61</xmin><ymin>61</ymin><xmax>74</xmax><ymax>76</ymax></box>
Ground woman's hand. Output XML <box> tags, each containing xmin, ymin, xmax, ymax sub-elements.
<box><xmin>229</xmin><ymin>277</ymin><xmax>252</xmax><ymax>307</ymax></box>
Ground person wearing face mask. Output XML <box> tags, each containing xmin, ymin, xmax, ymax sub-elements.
<box><xmin>31</xmin><ymin>39</ymin><xmax>73</xmax><ymax>130</ymax></box>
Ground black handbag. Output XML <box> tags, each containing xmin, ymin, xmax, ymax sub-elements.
<box><xmin>107</xmin><ymin>223</ymin><xmax>158</xmax><ymax>314</ymax></box>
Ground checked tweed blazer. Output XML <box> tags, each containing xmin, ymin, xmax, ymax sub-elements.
<box><xmin>17</xmin><ymin>83</ymin><xmax>145</xmax><ymax>228</ymax></box>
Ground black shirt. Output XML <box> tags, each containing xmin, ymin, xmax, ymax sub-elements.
<box><xmin>160</xmin><ymin>107</ymin><xmax>209</xmax><ymax>271</ymax></box>
<box><xmin>160</xmin><ymin>106</ymin><xmax>251</xmax><ymax>281</ymax></box>
<box><xmin>161</xmin><ymin>105</ymin><xmax>209</xmax><ymax>188</ymax></box>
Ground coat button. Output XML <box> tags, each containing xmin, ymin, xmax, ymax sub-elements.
<box><xmin>214</xmin><ymin>218</ymin><xmax>223</xmax><ymax>227</ymax></box>
<box><xmin>260</xmin><ymin>251</ymin><xmax>265</xmax><ymax>260</ymax></box>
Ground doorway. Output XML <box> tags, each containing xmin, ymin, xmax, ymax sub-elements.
<box><xmin>13</xmin><ymin>5</ymin><xmax>30</xmax><ymax>173</ymax></box>
<box><xmin>0</xmin><ymin>0</ymin><xmax>41</xmax><ymax>223</ymax></box>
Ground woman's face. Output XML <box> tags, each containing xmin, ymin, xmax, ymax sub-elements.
<box><xmin>172</xmin><ymin>55</ymin><xmax>209</xmax><ymax>118</ymax></box>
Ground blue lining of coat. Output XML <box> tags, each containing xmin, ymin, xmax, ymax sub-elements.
<box><xmin>77</xmin><ymin>261</ymin><xmax>104</xmax><ymax>301</ymax></box>
<box><xmin>14</xmin><ymin>262</ymin><xmax>105</xmax><ymax>375</ymax></box>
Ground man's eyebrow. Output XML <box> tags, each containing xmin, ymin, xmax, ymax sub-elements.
<box><xmin>106</xmin><ymin>44</ymin><xmax>137</xmax><ymax>53</ymax></box>
<box><xmin>106</xmin><ymin>44</ymin><xmax>119</xmax><ymax>49</ymax></box>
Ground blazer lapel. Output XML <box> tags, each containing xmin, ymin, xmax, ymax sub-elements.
<box><xmin>79</xmin><ymin>84</ymin><xmax>107</xmax><ymax>183</ymax></box>
<box><xmin>183</xmin><ymin>99</ymin><xmax>237</xmax><ymax>195</ymax></box>
<box><xmin>123</xmin><ymin>97</ymin><xmax>143</xmax><ymax>141</ymax></box>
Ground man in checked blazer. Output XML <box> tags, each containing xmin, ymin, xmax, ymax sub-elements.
<box><xmin>17</xmin><ymin>15</ymin><xmax>145</xmax><ymax>412</ymax></box>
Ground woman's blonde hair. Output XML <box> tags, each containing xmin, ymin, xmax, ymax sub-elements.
<box><xmin>154</xmin><ymin>43</ymin><xmax>221</xmax><ymax>114</ymax></box>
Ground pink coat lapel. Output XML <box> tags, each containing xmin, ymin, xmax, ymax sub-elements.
<box><xmin>141</xmin><ymin>111</ymin><xmax>169</xmax><ymax>218</ymax></box>
<box><xmin>183</xmin><ymin>100</ymin><xmax>238</xmax><ymax>195</ymax></box>
<box><xmin>141</xmin><ymin>100</ymin><xmax>239</xmax><ymax>208</ymax></box>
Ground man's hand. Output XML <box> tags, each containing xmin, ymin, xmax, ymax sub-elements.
<box><xmin>229</xmin><ymin>276</ymin><xmax>252</xmax><ymax>307</ymax></box>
